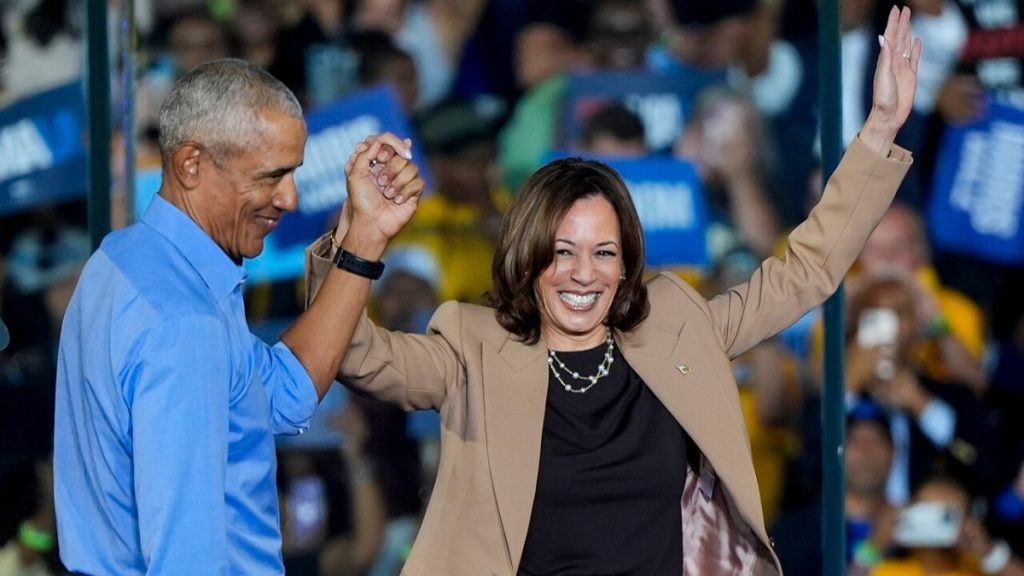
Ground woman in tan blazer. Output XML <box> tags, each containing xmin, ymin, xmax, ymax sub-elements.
<box><xmin>305</xmin><ymin>8</ymin><xmax>920</xmax><ymax>574</ymax></box>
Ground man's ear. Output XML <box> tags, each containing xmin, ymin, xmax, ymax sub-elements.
<box><xmin>171</xmin><ymin>143</ymin><xmax>203</xmax><ymax>189</ymax></box>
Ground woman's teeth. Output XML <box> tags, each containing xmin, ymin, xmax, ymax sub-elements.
<box><xmin>559</xmin><ymin>292</ymin><xmax>598</xmax><ymax>310</ymax></box>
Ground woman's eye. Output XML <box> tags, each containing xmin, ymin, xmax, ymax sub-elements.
<box><xmin>555</xmin><ymin>248</ymin><xmax>573</xmax><ymax>256</ymax></box>
<box><xmin>597</xmin><ymin>250</ymin><xmax>617</xmax><ymax>258</ymax></box>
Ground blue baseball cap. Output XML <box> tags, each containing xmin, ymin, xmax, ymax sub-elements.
<box><xmin>847</xmin><ymin>398</ymin><xmax>892</xmax><ymax>441</ymax></box>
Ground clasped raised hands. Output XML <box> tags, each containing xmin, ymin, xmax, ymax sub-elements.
<box><xmin>337</xmin><ymin>132</ymin><xmax>426</xmax><ymax>252</ymax></box>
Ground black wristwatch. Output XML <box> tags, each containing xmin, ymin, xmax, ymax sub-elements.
<box><xmin>333</xmin><ymin>249</ymin><xmax>385</xmax><ymax>280</ymax></box>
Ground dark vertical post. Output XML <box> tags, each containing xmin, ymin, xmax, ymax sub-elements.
<box><xmin>119</xmin><ymin>0</ymin><xmax>137</xmax><ymax>222</ymax></box>
<box><xmin>818</xmin><ymin>0</ymin><xmax>846</xmax><ymax>574</ymax></box>
<box><xmin>86</xmin><ymin>0</ymin><xmax>112</xmax><ymax>250</ymax></box>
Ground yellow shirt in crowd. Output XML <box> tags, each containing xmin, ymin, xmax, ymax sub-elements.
<box><xmin>389</xmin><ymin>193</ymin><xmax>501</xmax><ymax>304</ymax></box>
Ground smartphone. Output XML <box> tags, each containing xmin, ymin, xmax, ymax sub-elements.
<box><xmin>893</xmin><ymin>501</ymin><xmax>963</xmax><ymax>548</ymax></box>
<box><xmin>857</xmin><ymin>307</ymin><xmax>899</xmax><ymax>348</ymax></box>
<box><xmin>285</xmin><ymin>475</ymin><xmax>327</xmax><ymax>548</ymax></box>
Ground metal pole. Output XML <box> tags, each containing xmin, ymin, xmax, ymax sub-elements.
<box><xmin>86</xmin><ymin>0</ymin><xmax>112</xmax><ymax>250</ymax></box>
<box><xmin>120</xmin><ymin>0</ymin><xmax>137</xmax><ymax>223</ymax></box>
<box><xmin>818</xmin><ymin>0</ymin><xmax>845</xmax><ymax>574</ymax></box>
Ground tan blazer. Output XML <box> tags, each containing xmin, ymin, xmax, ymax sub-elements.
<box><xmin>306</xmin><ymin>137</ymin><xmax>911</xmax><ymax>576</ymax></box>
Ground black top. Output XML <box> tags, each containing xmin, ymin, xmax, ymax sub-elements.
<box><xmin>518</xmin><ymin>340</ymin><xmax>688</xmax><ymax>576</ymax></box>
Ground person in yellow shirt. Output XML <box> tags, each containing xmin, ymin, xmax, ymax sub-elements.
<box><xmin>390</xmin><ymin>98</ymin><xmax>507</xmax><ymax>304</ymax></box>
<box><xmin>798</xmin><ymin>202</ymin><xmax>989</xmax><ymax>396</ymax></box>
<box><xmin>856</xmin><ymin>203</ymin><xmax>988</xmax><ymax>394</ymax></box>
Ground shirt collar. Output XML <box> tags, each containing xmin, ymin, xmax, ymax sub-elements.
<box><xmin>142</xmin><ymin>194</ymin><xmax>246</xmax><ymax>299</ymax></box>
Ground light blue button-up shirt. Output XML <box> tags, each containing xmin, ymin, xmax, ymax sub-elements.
<box><xmin>54</xmin><ymin>195</ymin><xmax>319</xmax><ymax>574</ymax></box>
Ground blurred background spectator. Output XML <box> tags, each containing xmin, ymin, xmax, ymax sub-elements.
<box><xmin>772</xmin><ymin>400</ymin><xmax>901</xmax><ymax>575</ymax></box>
<box><xmin>856</xmin><ymin>202</ymin><xmax>989</xmax><ymax>394</ymax></box>
<box><xmin>0</xmin><ymin>0</ymin><xmax>81</xmax><ymax>105</ymax></box>
<box><xmin>351</xmin><ymin>31</ymin><xmax>420</xmax><ymax>114</ymax></box>
<box><xmin>843</xmin><ymin>273</ymin><xmax>997</xmax><ymax>505</ymax></box>
<box><xmin>871</xmin><ymin>475</ymin><xmax>1024</xmax><ymax>576</ymax></box>
<box><xmin>497</xmin><ymin>0</ymin><xmax>655</xmax><ymax>192</ymax></box>
<box><xmin>389</xmin><ymin>96</ymin><xmax>505</xmax><ymax>304</ymax></box>
<box><xmin>576</xmin><ymin>101</ymin><xmax>648</xmax><ymax>157</ymax></box>
<box><xmin>0</xmin><ymin>207</ymin><xmax>88</xmax><ymax>576</ymax></box>
<box><xmin>675</xmin><ymin>86</ymin><xmax>781</xmax><ymax>259</ymax></box>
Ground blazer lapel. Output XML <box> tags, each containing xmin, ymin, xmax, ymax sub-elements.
<box><xmin>619</xmin><ymin>322</ymin><xmax>766</xmax><ymax>535</ymax></box>
<box><xmin>482</xmin><ymin>336</ymin><xmax>549</xmax><ymax>569</ymax></box>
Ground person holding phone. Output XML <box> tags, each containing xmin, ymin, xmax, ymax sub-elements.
<box><xmin>872</xmin><ymin>476</ymin><xmax>1024</xmax><ymax>576</ymax></box>
<box><xmin>846</xmin><ymin>273</ymin><xmax>998</xmax><ymax>507</ymax></box>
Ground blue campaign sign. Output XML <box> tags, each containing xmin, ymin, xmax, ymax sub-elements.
<box><xmin>561</xmin><ymin>71</ymin><xmax>724</xmax><ymax>154</ymax></box>
<box><xmin>274</xmin><ymin>85</ymin><xmax>427</xmax><ymax>249</ymax></box>
<box><xmin>0</xmin><ymin>81</ymin><xmax>87</xmax><ymax>216</ymax></box>
<box><xmin>544</xmin><ymin>152</ymin><xmax>709</xmax><ymax>268</ymax></box>
<box><xmin>927</xmin><ymin>101</ymin><xmax>1024</xmax><ymax>265</ymax></box>
<box><xmin>135</xmin><ymin>86</ymin><xmax>425</xmax><ymax>283</ymax></box>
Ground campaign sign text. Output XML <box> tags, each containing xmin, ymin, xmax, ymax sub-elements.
<box><xmin>928</xmin><ymin>101</ymin><xmax>1024</xmax><ymax>264</ymax></box>
<box><xmin>0</xmin><ymin>81</ymin><xmax>87</xmax><ymax>216</ymax></box>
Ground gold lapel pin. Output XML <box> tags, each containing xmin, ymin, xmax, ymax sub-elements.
<box><xmin>676</xmin><ymin>364</ymin><xmax>691</xmax><ymax>376</ymax></box>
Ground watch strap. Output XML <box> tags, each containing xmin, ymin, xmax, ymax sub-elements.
<box><xmin>333</xmin><ymin>248</ymin><xmax>385</xmax><ymax>280</ymax></box>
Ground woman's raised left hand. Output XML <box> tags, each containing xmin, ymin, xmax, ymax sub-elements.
<box><xmin>861</xmin><ymin>6</ymin><xmax>922</xmax><ymax>154</ymax></box>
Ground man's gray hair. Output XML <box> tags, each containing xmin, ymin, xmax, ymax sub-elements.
<box><xmin>158</xmin><ymin>58</ymin><xmax>303</xmax><ymax>164</ymax></box>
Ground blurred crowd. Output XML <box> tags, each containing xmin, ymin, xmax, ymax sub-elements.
<box><xmin>2</xmin><ymin>0</ymin><xmax>1024</xmax><ymax>574</ymax></box>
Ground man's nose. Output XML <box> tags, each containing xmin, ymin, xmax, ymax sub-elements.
<box><xmin>274</xmin><ymin>177</ymin><xmax>298</xmax><ymax>213</ymax></box>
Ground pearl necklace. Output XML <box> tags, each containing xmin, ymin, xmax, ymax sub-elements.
<box><xmin>546</xmin><ymin>331</ymin><xmax>616</xmax><ymax>394</ymax></box>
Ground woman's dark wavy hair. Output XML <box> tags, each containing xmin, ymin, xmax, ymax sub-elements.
<box><xmin>489</xmin><ymin>157</ymin><xmax>649</xmax><ymax>344</ymax></box>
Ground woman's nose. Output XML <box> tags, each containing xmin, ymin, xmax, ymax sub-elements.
<box><xmin>570</xmin><ymin>256</ymin><xmax>596</xmax><ymax>284</ymax></box>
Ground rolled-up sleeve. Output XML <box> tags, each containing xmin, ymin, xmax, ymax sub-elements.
<box><xmin>259</xmin><ymin>338</ymin><xmax>319</xmax><ymax>435</ymax></box>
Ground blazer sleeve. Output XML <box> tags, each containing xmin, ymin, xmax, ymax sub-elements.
<box><xmin>705</xmin><ymin>136</ymin><xmax>912</xmax><ymax>359</ymax></box>
<box><xmin>304</xmin><ymin>237</ymin><xmax>465</xmax><ymax>411</ymax></box>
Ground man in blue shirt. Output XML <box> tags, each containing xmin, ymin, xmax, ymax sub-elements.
<box><xmin>54</xmin><ymin>59</ymin><xmax>423</xmax><ymax>574</ymax></box>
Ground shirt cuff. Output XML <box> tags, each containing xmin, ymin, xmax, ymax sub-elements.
<box><xmin>268</xmin><ymin>341</ymin><xmax>319</xmax><ymax>435</ymax></box>
<box><xmin>917</xmin><ymin>398</ymin><xmax>956</xmax><ymax>448</ymax></box>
